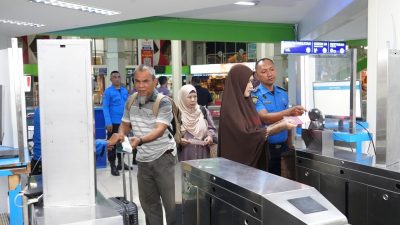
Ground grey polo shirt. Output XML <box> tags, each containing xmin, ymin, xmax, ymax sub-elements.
<box><xmin>122</xmin><ymin>92</ymin><xmax>176</xmax><ymax>162</ymax></box>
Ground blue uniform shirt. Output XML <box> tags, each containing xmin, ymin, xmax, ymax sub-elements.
<box><xmin>102</xmin><ymin>85</ymin><xmax>128</xmax><ymax>126</ymax></box>
<box><xmin>32</xmin><ymin>107</ymin><xmax>41</xmax><ymax>161</ymax></box>
<box><xmin>95</xmin><ymin>140</ymin><xmax>108</xmax><ymax>157</ymax></box>
<box><xmin>253</xmin><ymin>85</ymin><xmax>289</xmax><ymax>144</ymax></box>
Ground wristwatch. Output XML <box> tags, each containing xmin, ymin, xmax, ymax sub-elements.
<box><xmin>138</xmin><ymin>137</ymin><xmax>144</xmax><ymax>146</ymax></box>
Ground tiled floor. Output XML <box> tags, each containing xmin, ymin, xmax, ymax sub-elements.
<box><xmin>96</xmin><ymin>160</ymin><xmax>182</xmax><ymax>225</ymax></box>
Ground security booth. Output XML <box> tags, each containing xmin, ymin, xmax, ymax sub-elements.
<box><xmin>286</xmin><ymin>40</ymin><xmax>400</xmax><ymax>225</ymax></box>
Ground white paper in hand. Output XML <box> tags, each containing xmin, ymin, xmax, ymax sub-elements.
<box><xmin>188</xmin><ymin>138</ymin><xmax>207</xmax><ymax>146</ymax></box>
<box><xmin>121</xmin><ymin>136</ymin><xmax>133</xmax><ymax>153</ymax></box>
<box><xmin>284</xmin><ymin>115</ymin><xmax>310</xmax><ymax>125</ymax></box>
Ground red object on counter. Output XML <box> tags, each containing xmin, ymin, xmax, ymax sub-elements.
<box><xmin>210</xmin><ymin>110</ymin><xmax>220</xmax><ymax>117</ymax></box>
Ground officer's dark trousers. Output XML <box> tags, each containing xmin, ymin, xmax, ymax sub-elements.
<box><xmin>107</xmin><ymin>124</ymin><xmax>122</xmax><ymax>165</ymax></box>
<box><xmin>268</xmin><ymin>142</ymin><xmax>288</xmax><ymax>176</ymax></box>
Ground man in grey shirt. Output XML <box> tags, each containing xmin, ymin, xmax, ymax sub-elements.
<box><xmin>113</xmin><ymin>64</ymin><xmax>176</xmax><ymax>225</ymax></box>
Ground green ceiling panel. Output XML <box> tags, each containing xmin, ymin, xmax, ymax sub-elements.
<box><xmin>50</xmin><ymin>17</ymin><xmax>295</xmax><ymax>43</ymax></box>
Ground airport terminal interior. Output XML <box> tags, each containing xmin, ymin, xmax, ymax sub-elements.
<box><xmin>1</xmin><ymin>0</ymin><xmax>400</xmax><ymax>225</ymax></box>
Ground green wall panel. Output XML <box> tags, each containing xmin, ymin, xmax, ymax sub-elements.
<box><xmin>345</xmin><ymin>39</ymin><xmax>367</xmax><ymax>72</ymax></box>
<box><xmin>346</xmin><ymin>39</ymin><xmax>367</xmax><ymax>47</ymax></box>
<box><xmin>357</xmin><ymin>57</ymin><xmax>367</xmax><ymax>72</ymax></box>
<box><xmin>24</xmin><ymin>64</ymin><xmax>38</xmax><ymax>76</ymax></box>
<box><xmin>51</xmin><ymin>17</ymin><xmax>295</xmax><ymax>43</ymax></box>
<box><xmin>164</xmin><ymin>65</ymin><xmax>189</xmax><ymax>75</ymax></box>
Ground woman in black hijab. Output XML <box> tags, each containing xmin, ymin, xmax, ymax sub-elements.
<box><xmin>218</xmin><ymin>64</ymin><xmax>295</xmax><ymax>170</ymax></box>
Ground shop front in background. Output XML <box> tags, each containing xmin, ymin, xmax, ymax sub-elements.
<box><xmin>190</xmin><ymin>62</ymin><xmax>256</xmax><ymax>129</ymax></box>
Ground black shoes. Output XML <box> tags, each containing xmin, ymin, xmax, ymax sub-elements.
<box><xmin>117</xmin><ymin>163</ymin><xmax>132</xmax><ymax>171</ymax></box>
<box><xmin>110</xmin><ymin>164</ymin><xmax>120</xmax><ymax>176</ymax></box>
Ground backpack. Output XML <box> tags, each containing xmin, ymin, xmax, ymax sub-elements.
<box><xmin>125</xmin><ymin>93</ymin><xmax>182</xmax><ymax>145</ymax></box>
<box><xmin>199</xmin><ymin>105</ymin><xmax>207</xmax><ymax>121</ymax></box>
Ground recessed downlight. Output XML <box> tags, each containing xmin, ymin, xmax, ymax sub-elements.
<box><xmin>234</xmin><ymin>1</ymin><xmax>259</xmax><ymax>6</ymax></box>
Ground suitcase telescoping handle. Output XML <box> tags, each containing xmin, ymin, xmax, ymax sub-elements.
<box><xmin>127</xmin><ymin>153</ymin><xmax>133</xmax><ymax>202</ymax></box>
<box><xmin>121</xmin><ymin>152</ymin><xmax>134</xmax><ymax>202</ymax></box>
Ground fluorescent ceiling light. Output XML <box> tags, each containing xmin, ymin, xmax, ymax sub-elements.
<box><xmin>0</xmin><ymin>19</ymin><xmax>45</xmax><ymax>27</ymax></box>
<box><xmin>29</xmin><ymin>0</ymin><xmax>120</xmax><ymax>16</ymax></box>
<box><xmin>234</xmin><ymin>1</ymin><xmax>259</xmax><ymax>6</ymax></box>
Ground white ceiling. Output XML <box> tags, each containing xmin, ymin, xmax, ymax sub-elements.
<box><xmin>0</xmin><ymin>0</ymin><xmax>367</xmax><ymax>41</ymax></box>
<box><xmin>167</xmin><ymin>0</ymin><xmax>320</xmax><ymax>24</ymax></box>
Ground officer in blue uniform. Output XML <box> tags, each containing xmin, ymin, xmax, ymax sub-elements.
<box><xmin>31</xmin><ymin>107</ymin><xmax>42</xmax><ymax>175</ymax></box>
<box><xmin>253</xmin><ymin>58</ymin><xmax>305</xmax><ymax>176</ymax></box>
<box><xmin>103</xmin><ymin>70</ymin><xmax>129</xmax><ymax>176</ymax></box>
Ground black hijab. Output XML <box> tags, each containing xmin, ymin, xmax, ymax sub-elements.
<box><xmin>218</xmin><ymin>64</ymin><xmax>267</xmax><ymax>169</ymax></box>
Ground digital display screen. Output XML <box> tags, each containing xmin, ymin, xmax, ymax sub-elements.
<box><xmin>288</xmin><ymin>196</ymin><xmax>327</xmax><ymax>214</ymax></box>
<box><xmin>313</xmin><ymin>81</ymin><xmax>362</xmax><ymax>118</ymax></box>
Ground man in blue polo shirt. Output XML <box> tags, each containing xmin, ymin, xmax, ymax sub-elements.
<box><xmin>103</xmin><ymin>70</ymin><xmax>129</xmax><ymax>176</ymax></box>
<box><xmin>253</xmin><ymin>58</ymin><xmax>305</xmax><ymax>176</ymax></box>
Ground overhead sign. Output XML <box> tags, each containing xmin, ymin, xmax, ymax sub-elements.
<box><xmin>281</xmin><ymin>41</ymin><xmax>346</xmax><ymax>55</ymax></box>
<box><xmin>141</xmin><ymin>39</ymin><xmax>154</xmax><ymax>66</ymax></box>
<box><xmin>142</xmin><ymin>40</ymin><xmax>153</xmax><ymax>50</ymax></box>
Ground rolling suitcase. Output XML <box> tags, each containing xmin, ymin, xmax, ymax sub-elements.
<box><xmin>109</xmin><ymin>152</ymin><xmax>139</xmax><ymax>225</ymax></box>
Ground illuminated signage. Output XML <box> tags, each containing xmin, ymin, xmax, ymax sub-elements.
<box><xmin>281</xmin><ymin>41</ymin><xmax>346</xmax><ymax>55</ymax></box>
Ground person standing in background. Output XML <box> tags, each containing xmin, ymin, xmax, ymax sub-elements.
<box><xmin>102</xmin><ymin>70</ymin><xmax>129</xmax><ymax>176</ymax></box>
<box><xmin>31</xmin><ymin>107</ymin><xmax>42</xmax><ymax>175</ymax></box>
<box><xmin>129</xmin><ymin>76</ymin><xmax>137</xmax><ymax>95</ymax></box>
<box><xmin>191</xmin><ymin>76</ymin><xmax>213</xmax><ymax>107</ymax></box>
<box><xmin>177</xmin><ymin>84</ymin><xmax>217</xmax><ymax>161</ymax></box>
<box><xmin>253</xmin><ymin>58</ymin><xmax>305</xmax><ymax>176</ymax></box>
<box><xmin>156</xmin><ymin>75</ymin><xmax>172</xmax><ymax>97</ymax></box>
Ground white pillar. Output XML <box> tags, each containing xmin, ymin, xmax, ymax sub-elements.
<box><xmin>256</xmin><ymin>43</ymin><xmax>274</xmax><ymax>60</ymax></box>
<box><xmin>171</xmin><ymin>40</ymin><xmax>182</xmax><ymax>101</ymax></box>
<box><xmin>105</xmin><ymin>38</ymin><xmax>126</xmax><ymax>87</ymax></box>
<box><xmin>273</xmin><ymin>55</ymin><xmax>286</xmax><ymax>87</ymax></box>
<box><xmin>288</xmin><ymin>55</ymin><xmax>297</xmax><ymax>106</ymax></box>
<box><xmin>185</xmin><ymin>40</ymin><xmax>193</xmax><ymax>66</ymax></box>
<box><xmin>367</xmin><ymin>0</ymin><xmax>400</xmax><ymax>148</ymax></box>
<box><xmin>137</xmin><ymin>39</ymin><xmax>143</xmax><ymax>65</ymax></box>
<box><xmin>184</xmin><ymin>41</ymin><xmax>193</xmax><ymax>85</ymax></box>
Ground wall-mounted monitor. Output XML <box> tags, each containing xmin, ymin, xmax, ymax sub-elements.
<box><xmin>313</xmin><ymin>81</ymin><xmax>362</xmax><ymax>119</ymax></box>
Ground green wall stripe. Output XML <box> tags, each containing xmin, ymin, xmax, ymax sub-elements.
<box><xmin>346</xmin><ymin>39</ymin><xmax>367</xmax><ymax>47</ymax></box>
<box><xmin>24</xmin><ymin>64</ymin><xmax>38</xmax><ymax>76</ymax></box>
<box><xmin>50</xmin><ymin>17</ymin><xmax>295</xmax><ymax>43</ymax></box>
<box><xmin>164</xmin><ymin>65</ymin><xmax>190</xmax><ymax>75</ymax></box>
<box><xmin>357</xmin><ymin>57</ymin><xmax>367</xmax><ymax>72</ymax></box>
<box><xmin>345</xmin><ymin>40</ymin><xmax>367</xmax><ymax>72</ymax></box>
<box><xmin>182</xmin><ymin>66</ymin><xmax>190</xmax><ymax>75</ymax></box>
